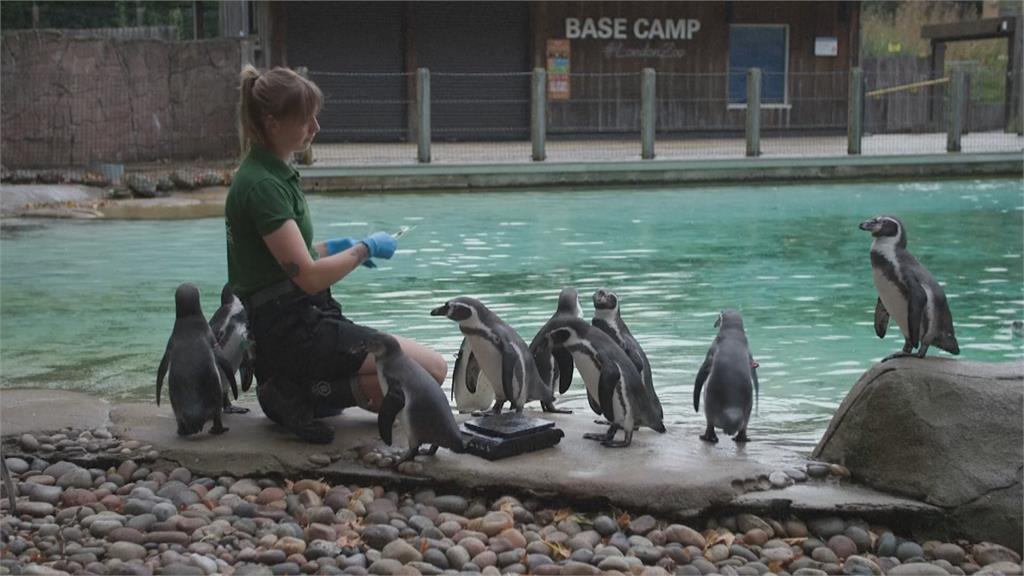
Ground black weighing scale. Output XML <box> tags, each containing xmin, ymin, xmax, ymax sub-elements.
<box><xmin>460</xmin><ymin>412</ymin><xmax>564</xmax><ymax>460</ymax></box>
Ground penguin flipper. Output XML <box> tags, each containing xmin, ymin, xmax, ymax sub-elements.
<box><xmin>554</xmin><ymin>348</ymin><xmax>575</xmax><ymax>394</ymax></box>
<box><xmin>907</xmin><ymin>280</ymin><xmax>927</xmax><ymax>350</ymax></box>
<box><xmin>749</xmin><ymin>353</ymin><xmax>760</xmax><ymax>410</ymax></box>
<box><xmin>240</xmin><ymin>348</ymin><xmax>255</xmax><ymax>393</ymax></box>
<box><xmin>693</xmin><ymin>347</ymin><xmax>714</xmax><ymax>412</ymax></box>
<box><xmin>156</xmin><ymin>347</ymin><xmax>170</xmax><ymax>406</ymax></box>
<box><xmin>500</xmin><ymin>345</ymin><xmax>520</xmax><ymax>408</ymax></box>
<box><xmin>874</xmin><ymin>298</ymin><xmax>890</xmax><ymax>339</ymax></box>
<box><xmin>377</xmin><ymin>385</ymin><xmax>406</xmax><ymax>446</ymax></box>
<box><xmin>587</xmin><ymin>393</ymin><xmax>603</xmax><ymax>416</ymax></box>
<box><xmin>214</xmin><ymin>350</ymin><xmax>238</xmax><ymax>400</ymax></box>
<box><xmin>598</xmin><ymin>366</ymin><xmax>620</xmax><ymax>421</ymax></box>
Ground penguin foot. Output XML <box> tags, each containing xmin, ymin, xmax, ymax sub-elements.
<box><xmin>223</xmin><ymin>405</ymin><xmax>249</xmax><ymax>414</ymax></box>
<box><xmin>593</xmin><ymin>419</ymin><xmax>612</xmax><ymax>426</ymax></box>
<box><xmin>418</xmin><ymin>444</ymin><xmax>440</xmax><ymax>456</ymax></box>
<box><xmin>210</xmin><ymin>424</ymin><xmax>228</xmax><ymax>435</ymax></box>
<box><xmin>541</xmin><ymin>402</ymin><xmax>572</xmax><ymax>414</ymax></box>
<box><xmin>699</xmin><ymin>432</ymin><xmax>719</xmax><ymax>443</ymax></box>
<box><xmin>601</xmin><ymin>439</ymin><xmax>632</xmax><ymax>448</ymax></box>
<box><xmin>881</xmin><ymin>351</ymin><xmax>912</xmax><ymax>362</ymax></box>
<box><xmin>583</xmin><ymin>432</ymin><xmax>611</xmax><ymax>441</ymax></box>
<box><xmin>733</xmin><ymin>431</ymin><xmax>749</xmax><ymax>443</ymax></box>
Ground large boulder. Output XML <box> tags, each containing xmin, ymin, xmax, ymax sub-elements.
<box><xmin>813</xmin><ymin>358</ymin><xmax>1023</xmax><ymax>551</ymax></box>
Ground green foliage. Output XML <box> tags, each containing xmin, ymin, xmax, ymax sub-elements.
<box><xmin>1</xmin><ymin>0</ymin><xmax>218</xmax><ymax>39</ymax></box>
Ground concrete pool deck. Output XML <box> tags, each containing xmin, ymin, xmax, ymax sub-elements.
<box><xmin>1</xmin><ymin>387</ymin><xmax>942</xmax><ymax>524</ymax></box>
<box><xmin>299</xmin><ymin>151</ymin><xmax>1023</xmax><ymax>192</ymax></box>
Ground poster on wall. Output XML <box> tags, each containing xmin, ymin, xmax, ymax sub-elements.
<box><xmin>546</xmin><ymin>39</ymin><xmax>571</xmax><ymax>100</ymax></box>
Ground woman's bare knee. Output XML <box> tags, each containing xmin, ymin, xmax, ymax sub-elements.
<box><xmin>391</xmin><ymin>334</ymin><xmax>447</xmax><ymax>384</ymax></box>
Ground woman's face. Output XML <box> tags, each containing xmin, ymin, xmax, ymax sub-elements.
<box><xmin>267</xmin><ymin>112</ymin><xmax>320</xmax><ymax>155</ymax></box>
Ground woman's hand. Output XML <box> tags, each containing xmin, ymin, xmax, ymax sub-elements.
<box><xmin>360</xmin><ymin>232</ymin><xmax>397</xmax><ymax>260</ymax></box>
<box><xmin>264</xmin><ymin>221</ymin><xmax>371</xmax><ymax>294</ymax></box>
<box><xmin>324</xmin><ymin>237</ymin><xmax>377</xmax><ymax>268</ymax></box>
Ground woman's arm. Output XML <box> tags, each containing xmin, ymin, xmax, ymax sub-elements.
<box><xmin>263</xmin><ymin>220</ymin><xmax>370</xmax><ymax>294</ymax></box>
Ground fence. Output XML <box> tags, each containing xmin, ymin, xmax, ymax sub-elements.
<box><xmin>309</xmin><ymin>65</ymin><xmax>1023</xmax><ymax>166</ymax></box>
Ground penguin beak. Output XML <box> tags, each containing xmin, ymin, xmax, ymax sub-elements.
<box><xmin>858</xmin><ymin>218</ymin><xmax>879</xmax><ymax>232</ymax></box>
<box><xmin>429</xmin><ymin>304</ymin><xmax>449</xmax><ymax>317</ymax></box>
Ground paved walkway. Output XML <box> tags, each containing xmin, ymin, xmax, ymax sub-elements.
<box><xmin>310</xmin><ymin>132</ymin><xmax>1023</xmax><ymax>167</ymax></box>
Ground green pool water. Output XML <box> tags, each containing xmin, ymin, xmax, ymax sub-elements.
<box><xmin>2</xmin><ymin>178</ymin><xmax>1022</xmax><ymax>451</ymax></box>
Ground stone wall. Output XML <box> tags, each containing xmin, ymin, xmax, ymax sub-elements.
<box><xmin>1</xmin><ymin>30</ymin><xmax>242</xmax><ymax>167</ymax></box>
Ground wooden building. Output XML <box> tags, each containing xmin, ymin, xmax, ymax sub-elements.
<box><xmin>253</xmin><ymin>1</ymin><xmax>862</xmax><ymax>141</ymax></box>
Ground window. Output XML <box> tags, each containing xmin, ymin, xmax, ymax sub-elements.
<box><xmin>728</xmin><ymin>25</ymin><xmax>788</xmax><ymax>106</ymax></box>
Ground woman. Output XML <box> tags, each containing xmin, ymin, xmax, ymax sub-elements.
<box><xmin>224</xmin><ymin>65</ymin><xmax>446</xmax><ymax>444</ymax></box>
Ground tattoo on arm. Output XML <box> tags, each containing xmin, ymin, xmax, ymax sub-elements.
<box><xmin>282</xmin><ymin>261</ymin><xmax>300</xmax><ymax>278</ymax></box>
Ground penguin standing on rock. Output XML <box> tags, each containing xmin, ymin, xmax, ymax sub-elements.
<box><xmin>526</xmin><ymin>286</ymin><xmax>581</xmax><ymax>413</ymax></box>
<box><xmin>859</xmin><ymin>215</ymin><xmax>960</xmax><ymax>361</ymax></box>
<box><xmin>591</xmin><ymin>288</ymin><xmax>662</xmax><ymax>421</ymax></box>
<box><xmin>431</xmin><ymin>297</ymin><xmax>554</xmax><ymax>414</ymax></box>
<box><xmin>157</xmin><ymin>283</ymin><xmax>237</xmax><ymax>436</ymax></box>
<box><xmin>359</xmin><ymin>332</ymin><xmax>465</xmax><ymax>466</ymax></box>
<box><xmin>209</xmin><ymin>283</ymin><xmax>254</xmax><ymax>414</ymax></box>
<box><xmin>694</xmin><ymin>310</ymin><xmax>758</xmax><ymax>444</ymax></box>
<box><xmin>546</xmin><ymin>317</ymin><xmax>665</xmax><ymax>447</ymax></box>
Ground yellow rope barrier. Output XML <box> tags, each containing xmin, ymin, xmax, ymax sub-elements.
<box><xmin>866</xmin><ymin>77</ymin><xmax>950</xmax><ymax>98</ymax></box>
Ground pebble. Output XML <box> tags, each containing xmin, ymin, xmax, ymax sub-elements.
<box><xmin>664</xmin><ymin>524</ymin><xmax>706</xmax><ymax>549</ymax></box>
<box><xmin>21</xmin><ymin>434</ymin><xmax>40</xmax><ymax>451</ymax></box>
<box><xmin>972</xmin><ymin>543</ymin><xmax>1021</xmax><ymax>566</ymax></box>
<box><xmin>897</xmin><ymin>542</ymin><xmax>926</xmax><ymax>562</ymax></box>
<box><xmin>828</xmin><ymin>534</ymin><xmax>859</xmax><ymax>559</ymax></box>
<box><xmin>382</xmin><ymin>539</ymin><xmax>422</xmax><ymax>564</ymax></box>
<box><xmin>598</xmin><ymin>556</ymin><xmax>631</xmax><ymax>571</ymax></box>
<box><xmin>738</xmin><ymin>514</ymin><xmax>773</xmax><ymax>536</ymax></box>
<box><xmin>808</xmin><ymin>516</ymin><xmax>846</xmax><ymax>539</ymax></box>
<box><xmin>629</xmin><ymin>514</ymin><xmax>658</xmax><ymax>535</ymax></box>
<box><xmin>769</xmin><ymin>471</ymin><xmax>793</xmax><ymax>488</ymax></box>
<box><xmin>107</xmin><ymin>541</ymin><xmax>148</xmax><ymax>561</ymax></box>
<box><xmin>361</xmin><ymin>525</ymin><xmax>400</xmax><ymax>550</ymax></box>
<box><xmin>762</xmin><ymin>547</ymin><xmax>795</xmax><ymax>563</ymax></box>
<box><xmin>593</xmin><ymin>515</ymin><xmax>617</xmax><ymax>536</ymax></box>
<box><xmin>813</xmin><ymin>547</ymin><xmax>840</xmax><ymax>564</ymax></box>
<box><xmin>888</xmin><ymin>564</ymin><xmax>952</xmax><ymax>576</ymax></box>
<box><xmin>308</xmin><ymin>454</ymin><xmax>331</xmax><ymax>466</ymax></box>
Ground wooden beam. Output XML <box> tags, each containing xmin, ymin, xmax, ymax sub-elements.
<box><xmin>921</xmin><ymin>17</ymin><xmax>1015</xmax><ymax>42</ymax></box>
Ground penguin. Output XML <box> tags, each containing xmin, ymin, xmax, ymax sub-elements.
<box><xmin>360</xmin><ymin>332</ymin><xmax>465</xmax><ymax>466</ymax></box>
<box><xmin>693</xmin><ymin>309</ymin><xmax>758</xmax><ymax>444</ymax></box>
<box><xmin>450</xmin><ymin>337</ymin><xmax>496</xmax><ymax>414</ymax></box>
<box><xmin>591</xmin><ymin>288</ymin><xmax>663</xmax><ymax>421</ymax></box>
<box><xmin>546</xmin><ymin>317</ymin><xmax>666</xmax><ymax>447</ymax></box>
<box><xmin>208</xmin><ymin>283</ymin><xmax>253</xmax><ymax>414</ymax></box>
<box><xmin>523</xmin><ymin>286</ymin><xmax>580</xmax><ymax>414</ymax></box>
<box><xmin>431</xmin><ymin>297</ymin><xmax>554</xmax><ymax>414</ymax></box>
<box><xmin>859</xmin><ymin>216</ymin><xmax>960</xmax><ymax>361</ymax></box>
<box><xmin>157</xmin><ymin>283</ymin><xmax>237</xmax><ymax>436</ymax></box>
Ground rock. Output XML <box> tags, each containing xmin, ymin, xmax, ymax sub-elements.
<box><xmin>598</xmin><ymin>556</ymin><xmax>631</xmax><ymax>571</ymax></box>
<box><xmin>932</xmin><ymin>543</ymin><xmax>966</xmax><ymax>565</ymax></box>
<box><xmin>664</xmin><ymin>524</ymin><xmax>706</xmax><ymax>549</ymax></box>
<box><xmin>807</xmin><ymin>463</ymin><xmax>831</xmax><ymax>479</ymax></box>
<box><xmin>472</xmin><ymin>550</ymin><xmax>497</xmax><ymax>569</ymax></box>
<box><xmin>876</xmin><ymin>532</ymin><xmax>898</xmax><ymax>557</ymax></box>
<box><xmin>812</xmin><ymin>360</ymin><xmax>1024</xmax><ymax>549</ymax></box>
<box><xmin>473</xmin><ymin>511</ymin><xmax>513</xmax><ymax>537</ymax></box>
<box><xmin>897</xmin><ymin>542</ymin><xmax>925</xmax><ymax>562</ymax></box>
<box><xmin>27</xmin><ymin>484</ymin><xmax>63</xmax><ymax>504</ymax></box>
<box><xmin>230</xmin><ymin>479</ymin><xmax>261</xmax><ymax>498</ymax></box>
<box><xmin>843</xmin><ymin>555</ymin><xmax>881</xmax><ymax>575</ymax></box>
<box><xmin>828</xmin><ymin>535</ymin><xmax>858</xmax><ymax>560</ymax></box>
<box><xmin>57</xmin><ymin>468</ymin><xmax>93</xmax><ymax>489</ymax></box>
<box><xmin>361</xmin><ymin>525</ymin><xmax>400</xmax><ymax>550</ymax></box>
<box><xmin>808</xmin><ymin>517</ymin><xmax>846</xmax><ymax>539</ymax></box>
<box><xmin>146</xmin><ymin>531</ymin><xmax>191</xmax><ymax>546</ymax></box>
<box><xmin>972</xmin><ymin>542</ymin><xmax>1021</xmax><ymax>566</ymax></box>
<box><xmin>126</xmin><ymin>174</ymin><xmax>159</xmax><ymax>198</ymax></box>
<box><xmin>744</xmin><ymin>528</ymin><xmax>770</xmax><ymax>547</ymax></box>
<box><xmin>888</xmin><ymin>564</ymin><xmax>951</xmax><ymax>576</ymax></box>
<box><xmin>594</xmin><ymin>515</ymin><xmax>617</xmax><ymax>536</ymax></box>
<box><xmin>629</xmin><ymin>515</ymin><xmax>658</xmax><ymax>535</ymax></box>
<box><xmin>976</xmin><ymin>562</ymin><xmax>1024</xmax><ymax>575</ymax></box>
<box><xmin>422</xmin><ymin>549</ymin><xmax>448</xmax><ymax>570</ymax></box>
<box><xmin>382</xmin><ymin>540</ymin><xmax>422</xmax><ymax>564</ymax></box>
<box><xmin>762</xmin><ymin>547</ymin><xmax>795</xmax><ymax>563</ymax></box>
<box><xmin>738</xmin><ymin>514</ymin><xmax>773</xmax><ymax>536</ymax></box>
<box><xmin>106</xmin><ymin>527</ymin><xmax>145</xmax><ymax>544</ymax></box>
<box><xmin>6</xmin><ymin>457</ymin><xmax>29</xmax><ymax>474</ymax></box>
<box><xmin>813</xmin><ymin>547</ymin><xmax>840</xmax><ymax>564</ymax></box>
<box><xmin>706</xmin><ymin>544</ymin><xmax>730</xmax><ymax>563</ymax></box>
<box><xmin>844</xmin><ymin>527</ymin><xmax>871</xmax><ymax>553</ymax></box>
<box><xmin>770</xmin><ymin>471</ymin><xmax>793</xmax><ymax>488</ymax></box>
<box><xmin>445</xmin><ymin>545</ymin><xmax>471</xmax><ymax>569</ymax></box>
<box><xmin>260</xmin><ymin>550</ymin><xmax>288</xmax><ymax>565</ymax></box>
<box><xmin>21</xmin><ymin>434</ymin><xmax>41</xmax><ymax>451</ymax></box>
<box><xmin>258</xmin><ymin>487</ymin><xmax>286</xmax><ymax>505</ymax></box>
<box><xmin>107</xmin><ymin>542</ymin><xmax>148</xmax><ymax>561</ymax></box>
<box><xmin>18</xmin><ymin>501</ymin><xmax>55</xmax><ymax>516</ymax></box>
<box><xmin>309</xmin><ymin>454</ymin><xmax>331</xmax><ymax>466</ymax></box>
<box><xmin>306</xmin><ymin>523</ymin><xmax>336</xmax><ymax>542</ymax></box>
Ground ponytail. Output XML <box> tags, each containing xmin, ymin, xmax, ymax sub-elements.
<box><xmin>237</xmin><ymin>64</ymin><xmax>322</xmax><ymax>151</ymax></box>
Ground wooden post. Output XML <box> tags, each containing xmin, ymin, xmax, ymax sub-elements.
<box><xmin>417</xmin><ymin>68</ymin><xmax>431</xmax><ymax>164</ymax></box>
<box><xmin>946</xmin><ymin>65</ymin><xmax>965</xmax><ymax>153</ymax></box>
<box><xmin>641</xmin><ymin>68</ymin><xmax>656</xmax><ymax>160</ymax></box>
<box><xmin>847</xmin><ymin>67</ymin><xmax>863</xmax><ymax>155</ymax></box>
<box><xmin>531</xmin><ymin>68</ymin><xmax>546</xmax><ymax>162</ymax></box>
<box><xmin>746</xmin><ymin>68</ymin><xmax>761</xmax><ymax>157</ymax></box>
<box><xmin>928</xmin><ymin>40</ymin><xmax>946</xmax><ymax>129</ymax></box>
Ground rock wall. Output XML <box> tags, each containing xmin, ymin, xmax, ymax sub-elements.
<box><xmin>1</xmin><ymin>30</ymin><xmax>242</xmax><ymax>167</ymax></box>
<box><xmin>813</xmin><ymin>358</ymin><xmax>1024</xmax><ymax>551</ymax></box>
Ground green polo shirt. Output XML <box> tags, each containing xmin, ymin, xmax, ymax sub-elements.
<box><xmin>224</xmin><ymin>145</ymin><xmax>318</xmax><ymax>298</ymax></box>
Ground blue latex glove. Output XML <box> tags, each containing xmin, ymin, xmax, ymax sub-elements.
<box><xmin>324</xmin><ymin>236</ymin><xmax>376</xmax><ymax>268</ymax></box>
<box><xmin>360</xmin><ymin>231</ymin><xmax>397</xmax><ymax>260</ymax></box>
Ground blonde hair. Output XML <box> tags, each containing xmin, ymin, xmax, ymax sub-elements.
<box><xmin>238</xmin><ymin>65</ymin><xmax>323</xmax><ymax>146</ymax></box>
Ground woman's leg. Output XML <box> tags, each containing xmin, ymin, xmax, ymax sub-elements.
<box><xmin>355</xmin><ymin>334</ymin><xmax>448</xmax><ymax>411</ymax></box>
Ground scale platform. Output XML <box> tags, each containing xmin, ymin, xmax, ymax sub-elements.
<box><xmin>460</xmin><ymin>412</ymin><xmax>564</xmax><ymax>460</ymax></box>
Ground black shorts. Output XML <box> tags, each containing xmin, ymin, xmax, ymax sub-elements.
<box><xmin>247</xmin><ymin>288</ymin><xmax>376</xmax><ymax>404</ymax></box>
